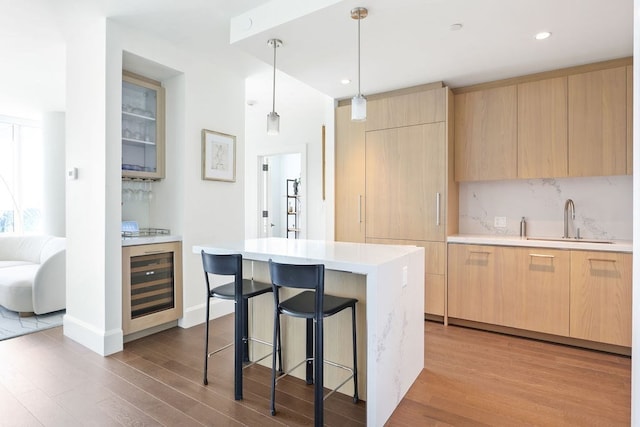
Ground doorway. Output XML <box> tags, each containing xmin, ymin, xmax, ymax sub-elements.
<box><xmin>260</xmin><ymin>152</ymin><xmax>302</xmax><ymax>238</ymax></box>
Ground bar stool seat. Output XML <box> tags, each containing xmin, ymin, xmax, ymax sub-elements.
<box><xmin>201</xmin><ymin>251</ymin><xmax>281</xmax><ymax>399</ymax></box>
<box><xmin>268</xmin><ymin>259</ymin><xmax>359</xmax><ymax>426</ymax></box>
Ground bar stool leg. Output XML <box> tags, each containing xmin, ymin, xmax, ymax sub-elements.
<box><xmin>234</xmin><ymin>295</ymin><xmax>243</xmax><ymax>400</ymax></box>
<box><xmin>314</xmin><ymin>317</ymin><xmax>324</xmax><ymax>427</ymax></box>
<box><xmin>306</xmin><ymin>318</ymin><xmax>313</xmax><ymax>384</ymax></box>
<box><xmin>203</xmin><ymin>294</ymin><xmax>210</xmax><ymax>385</ymax></box>
<box><xmin>270</xmin><ymin>311</ymin><xmax>280</xmax><ymax>416</ymax></box>
<box><xmin>352</xmin><ymin>305</ymin><xmax>359</xmax><ymax>403</ymax></box>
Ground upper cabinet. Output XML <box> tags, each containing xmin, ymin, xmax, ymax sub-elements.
<box><xmin>568</xmin><ymin>66</ymin><xmax>627</xmax><ymax>177</ymax></box>
<box><xmin>454</xmin><ymin>85</ymin><xmax>518</xmax><ymax>181</ymax></box>
<box><xmin>453</xmin><ymin>58</ymin><xmax>632</xmax><ymax>182</ymax></box>
<box><xmin>517</xmin><ymin>77</ymin><xmax>568</xmax><ymax>179</ymax></box>
<box><xmin>366</xmin><ymin>89</ymin><xmax>446</xmax><ymax>132</ymax></box>
<box><xmin>122</xmin><ymin>72</ymin><xmax>166</xmax><ymax>180</ymax></box>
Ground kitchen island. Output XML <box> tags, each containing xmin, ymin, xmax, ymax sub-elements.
<box><xmin>193</xmin><ymin>238</ymin><xmax>425</xmax><ymax>426</ymax></box>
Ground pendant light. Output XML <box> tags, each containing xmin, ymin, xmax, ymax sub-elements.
<box><xmin>351</xmin><ymin>7</ymin><xmax>368</xmax><ymax>121</ymax></box>
<box><xmin>267</xmin><ymin>38</ymin><xmax>282</xmax><ymax>135</ymax></box>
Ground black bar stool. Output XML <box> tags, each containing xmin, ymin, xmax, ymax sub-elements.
<box><xmin>268</xmin><ymin>259</ymin><xmax>359</xmax><ymax>426</ymax></box>
<box><xmin>201</xmin><ymin>251</ymin><xmax>282</xmax><ymax>400</ymax></box>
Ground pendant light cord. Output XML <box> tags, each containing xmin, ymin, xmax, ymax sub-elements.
<box><xmin>357</xmin><ymin>9</ymin><xmax>362</xmax><ymax>96</ymax></box>
<box><xmin>272</xmin><ymin>42</ymin><xmax>277</xmax><ymax>113</ymax></box>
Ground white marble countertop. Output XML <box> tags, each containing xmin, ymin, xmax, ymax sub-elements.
<box><xmin>121</xmin><ymin>235</ymin><xmax>182</xmax><ymax>246</ymax></box>
<box><xmin>448</xmin><ymin>234</ymin><xmax>632</xmax><ymax>253</ymax></box>
<box><xmin>193</xmin><ymin>237</ymin><xmax>423</xmax><ymax>274</ymax></box>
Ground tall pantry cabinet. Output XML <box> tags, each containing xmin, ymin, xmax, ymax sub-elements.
<box><xmin>335</xmin><ymin>85</ymin><xmax>458</xmax><ymax>317</ymax></box>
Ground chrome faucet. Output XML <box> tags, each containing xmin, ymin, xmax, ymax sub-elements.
<box><xmin>564</xmin><ymin>199</ymin><xmax>575</xmax><ymax>239</ymax></box>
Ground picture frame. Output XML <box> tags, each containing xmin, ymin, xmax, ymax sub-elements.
<box><xmin>201</xmin><ymin>129</ymin><xmax>236</xmax><ymax>182</ymax></box>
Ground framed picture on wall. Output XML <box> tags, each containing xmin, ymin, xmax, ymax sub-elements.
<box><xmin>201</xmin><ymin>129</ymin><xmax>236</xmax><ymax>182</ymax></box>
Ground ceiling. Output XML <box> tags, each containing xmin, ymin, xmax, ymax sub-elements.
<box><xmin>0</xmin><ymin>0</ymin><xmax>633</xmax><ymax>117</ymax></box>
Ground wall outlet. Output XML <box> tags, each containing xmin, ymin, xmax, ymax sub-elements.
<box><xmin>494</xmin><ymin>216</ymin><xmax>507</xmax><ymax>228</ymax></box>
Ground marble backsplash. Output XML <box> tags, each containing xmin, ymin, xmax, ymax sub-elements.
<box><xmin>458</xmin><ymin>175</ymin><xmax>632</xmax><ymax>241</ymax></box>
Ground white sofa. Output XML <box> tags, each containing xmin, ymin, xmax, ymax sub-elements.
<box><xmin>0</xmin><ymin>235</ymin><xmax>66</xmax><ymax>315</ymax></box>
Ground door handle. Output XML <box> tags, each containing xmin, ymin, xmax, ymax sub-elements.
<box><xmin>436</xmin><ymin>192</ymin><xmax>441</xmax><ymax>226</ymax></box>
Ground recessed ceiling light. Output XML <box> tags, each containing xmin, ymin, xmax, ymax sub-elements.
<box><xmin>341</xmin><ymin>79</ymin><xmax>351</xmax><ymax>85</ymax></box>
<box><xmin>535</xmin><ymin>31</ymin><xmax>552</xmax><ymax>40</ymax></box>
<box><xmin>450</xmin><ymin>23</ymin><xmax>463</xmax><ymax>31</ymax></box>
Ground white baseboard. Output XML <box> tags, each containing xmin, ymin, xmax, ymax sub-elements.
<box><xmin>63</xmin><ymin>313</ymin><xmax>123</xmax><ymax>356</ymax></box>
<box><xmin>179</xmin><ymin>299</ymin><xmax>234</xmax><ymax>329</ymax></box>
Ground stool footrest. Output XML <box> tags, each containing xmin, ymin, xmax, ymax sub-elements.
<box><xmin>276</xmin><ymin>356</ymin><xmax>356</xmax><ymax>401</ymax></box>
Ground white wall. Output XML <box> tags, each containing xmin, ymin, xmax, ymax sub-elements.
<box><xmin>42</xmin><ymin>111</ymin><xmax>65</xmax><ymax>237</ymax></box>
<box><xmin>459</xmin><ymin>175</ymin><xmax>632</xmax><ymax>240</ymax></box>
<box><xmin>64</xmin><ymin>19</ymin><xmax>248</xmax><ymax>354</ymax></box>
<box><xmin>244</xmin><ymin>71</ymin><xmax>335</xmax><ymax>241</ymax></box>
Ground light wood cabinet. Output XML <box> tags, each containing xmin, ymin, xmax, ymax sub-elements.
<box><xmin>335</xmin><ymin>87</ymin><xmax>456</xmax><ymax>317</ymax></box>
<box><xmin>454</xmin><ymin>85</ymin><xmax>518</xmax><ymax>181</ymax></box>
<box><xmin>568</xmin><ymin>67</ymin><xmax>627</xmax><ymax>177</ymax></box>
<box><xmin>511</xmin><ymin>247</ymin><xmax>570</xmax><ymax>336</ymax></box>
<box><xmin>335</xmin><ymin>104</ymin><xmax>366</xmax><ymax>243</ymax></box>
<box><xmin>365</xmin><ymin>122</ymin><xmax>445</xmax><ymax>241</ymax></box>
<box><xmin>570</xmin><ymin>250</ymin><xmax>631</xmax><ymax>347</ymax></box>
<box><xmin>447</xmin><ymin>244</ymin><xmax>504</xmax><ymax>324</ymax></box>
<box><xmin>517</xmin><ymin>77</ymin><xmax>568</xmax><ymax>178</ymax></box>
<box><xmin>366</xmin><ymin>89</ymin><xmax>446</xmax><ymax>132</ymax></box>
<box><xmin>122</xmin><ymin>241</ymin><xmax>183</xmax><ymax>335</ymax></box>
<box><xmin>122</xmin><ymin>71</ymin><xmax>166</xmax><ymax>180</ymax></box>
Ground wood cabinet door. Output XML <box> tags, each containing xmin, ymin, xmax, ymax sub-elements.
<box><xmin>512</xmin><ymin>247</ymin><xmax>570</xmax><ymax>336</ymax></box>
<box><xmin>517</xmin><ymin>77</ymin><xmax>568</xmax><ymax>179</ymax></box>
<box><xmin>365</xmin><ymin>88</ymin><xmax>446</xmax><ymax>132</ymax></box>
<box><xmin>335</xmin><ymin>104</ymin><xmax>366</xmax><ymax>243</ymax></box>
<box><xmin>365</xmin><ymin>122</ymin><xmax>445</xmax><ymax>241</ymax></box>
<box><xmin>570</xmin><ymin>251</ymin><xmax>631</xmax><ymax>347</ymax></box>
<box><xmin>568</xmin><ymin>67</ymin><xmax>627</xmax><ymax>177</ymax></box>
<box><xmin>447</xmin><ymin>244</ymin><xmax>503</xmax><ymax>324</ymax></box>
<box><xmin>454</xmin><ymin>85</ymin><xmax>517</xmax><ymax>181</ymax></box>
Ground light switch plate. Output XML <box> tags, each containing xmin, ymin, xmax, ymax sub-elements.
<box><xmin>494</xmin><ymin>216</ymin><xmax>507</xmax><ymax>228</ymax></box>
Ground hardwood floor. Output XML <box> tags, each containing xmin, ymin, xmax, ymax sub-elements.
<box><xmin>0</xmin><ymin>316</ymin><xmax>630</xmax><ymax>426</ymax></box>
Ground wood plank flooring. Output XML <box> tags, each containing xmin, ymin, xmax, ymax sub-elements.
<box><xmin>0</xmin><ymin>316</ymin><xmax>631</xmax><ymax>426</ymax></box>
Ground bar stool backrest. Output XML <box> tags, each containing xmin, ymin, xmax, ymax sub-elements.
<box><xmin>268</xmin><ymin>260</ymin><xmax>325</xmax><ymax>315</ymax></box>
<box><xmin>201</xmin><ymin>252</ymin><xmax>242</xmax><ymax>292</ymax></box>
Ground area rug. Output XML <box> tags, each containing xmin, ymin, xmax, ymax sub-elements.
<box><xmin>0</xmin><ymin>305</ymin><xmax>64</xmax><ymax>340</ymax></box>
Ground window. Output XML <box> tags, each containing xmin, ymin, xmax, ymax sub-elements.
<box><xmin>0</xmin><ymin>117</ymin><xmax>43</xmax><ymax>234</ymax></box>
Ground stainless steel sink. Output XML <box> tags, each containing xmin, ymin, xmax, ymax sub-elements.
<box><xmin>526</xmin><ymin>237</ymin><xmax>613</xmax><ymax>244</ymax></box>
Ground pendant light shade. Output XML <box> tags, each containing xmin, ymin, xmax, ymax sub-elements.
<box><xmin>351</xmin><ymin>7</ymin><xmax>368</xmax><ymax>122</ymax></box>
<box><xmin>267</xmin><ymin>39</ymin><xmax>282</xmax><ymax>135</ymax></box>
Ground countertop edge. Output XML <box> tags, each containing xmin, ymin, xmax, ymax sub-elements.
<box><xmin>447</xmin><ymin>234</ymin><xmax>632</xmax><ymax>253</ymax></box>
<box><xmin>122</xmin><ymin>235</ymin><xmax>183</xmax><ymax>246</ymax></box>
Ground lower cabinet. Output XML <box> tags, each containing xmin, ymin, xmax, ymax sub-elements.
<box><xmin>448</xmin><ymin>243</ymin><xmax>630</xmax><ymax>348</ymax></box>
<box><xmin>511</xmin><ymin>247</ymin><xmax>570</xmax><ymax>336</ymax></box>
<box><xmin>570</xmin><ymin>250</ymin><xmax>632</xmax><ymax>347</ymax></box>
<box><xmin>122</xmin><ymin>241</ymin><xmax>183</xmax><ymax>335</ymax></box>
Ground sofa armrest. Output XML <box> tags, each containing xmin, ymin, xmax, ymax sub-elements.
<box><xmin>33</xmin><ymin>249</ymin><xmax>66</xmax><ymax>314</ymax></box>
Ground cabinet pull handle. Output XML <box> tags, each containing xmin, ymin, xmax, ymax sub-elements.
<box><xmin>588</xmin><ymin>258</ymin><xmax>616</xmax><ymax>263</ymax></box>
<box><xmin>145</xmin><ymin>271</ymin><xmax>155</xmax><ymax>276</ymax></box>
<box><xmin>436</xmin><ymin>192</ymin><xmax>441</xmax><ymax>226</ymax></box>
<box><xmin>469</xmin><ymin>251</ymin><xmax>491</xmax><ymax>255</ymax></box>
<box><xmin>358</xmin><ymin>194</ymin><xmax>363</xmax><ymax>224</ymax></box>
<box><xmin>529</xmin><ymin>253</ymin><xmax>555</xmax><ymax>259</ymax></box>
<box><xmin>144</xmin><ymin>250</ymin><xmax>166</xmax><ymax>254</ymax></box>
